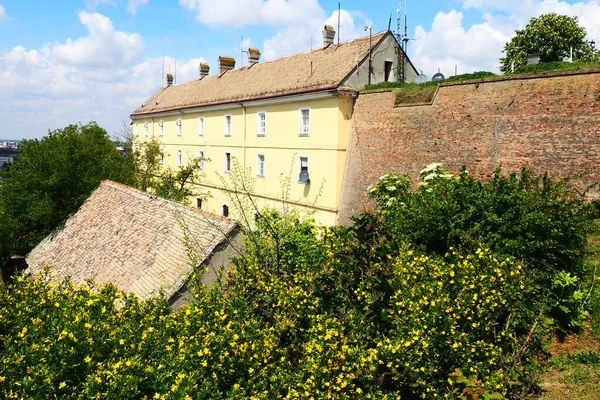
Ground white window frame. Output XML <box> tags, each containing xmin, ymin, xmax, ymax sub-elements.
<box><xmin>176</xmin><ymin>118</ymin><xmax>182</xmax><ymax>137</ymax></box>
<box><xmin>134</xmin><ymin>122</ymin><xmax>139</xmax><ymax>137</ymax></box>
<box><xmin>298</xmin><ymin>155</ymin><xmax>310</xmax><ymax>180</ymax></box>
<box><xmin>299</xmin><ymin>107</ymin><xmax>311</xmax><ymax>136</ymax></box>
<box><xmin>144</xmin><ymin>121</ymin><xmax>149</xmax><ymax>137</ymax></box>
<box><xmin>159</xmin><ymin>120</ymin><xmax>164</xmax><ymax>137</ymax></box>
<box><xmin>256</xmin><ymin>153</ymin><xmax>266</xmax><ymax>178</ymax></box>
<box><xmin>224</xmin><ymin>114</ymin><xmax>232</xmax><ymax>137</ymax></box>
<box><xmin>198</xmin><ymin>117</ymin><xmax>204</xmax><ymax>137</ymax></box>
<box><xmin>177</xmin><ymin>149</ymin><xmax>183</xmax><ymax>167</ymax></box>
<box><xmin>198</xmin><ymin>150</ymin><xmax>205</xmax><ymax>171</ymax></box>
<box><xmin>224</xmin><ymin>152</ymin><xmax>231</xmax><ymax>173</ymax></box>
<box><xmin>256</xmin><ymin>111</ymin><xmax>266</xmax><ymax>136</ymax></box>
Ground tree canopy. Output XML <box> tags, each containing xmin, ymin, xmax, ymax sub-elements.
<box><xmin>500</xmin><ymin>13</ymin><xmax>595</xmax><ymax>73</ymax></box>
<box><xmin>0</xmin><ymin>122</ymin><xmax>135</xmax><ymax>259</ymax></box>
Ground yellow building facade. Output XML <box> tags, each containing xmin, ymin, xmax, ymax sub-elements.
<box><xmin>131</xmin><ymin>29</ymin><xmax>418</xmax><ymax>225</ymax></box>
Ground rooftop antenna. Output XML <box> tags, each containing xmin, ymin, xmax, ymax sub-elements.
<box><xmin>174</xmin><ymin>56</ymin><xmax>177</xmax><ymax>84</ymax></box>
<box><xmin>309</xmin><ymin>37</ymin><xmax>314</xmax><ymax>76</ymax></box>
<box><xmin>241</xmin><ymin>35</ymin><xmax>249</xmax><ymax>67</ymax></box>
<box><xmin>337</xmin><ymin>2</ymin><xmax>341</xmax><ymax>46</ymax></box>
<box><xmin>161</xmin><ymin>53</ymin><xmax>165</xmax><ymax>88</ymax></box>
<box><xmin>396</xmin><ymin>0</ymin><xmax>411</xmax><ymax>53</ymax></box>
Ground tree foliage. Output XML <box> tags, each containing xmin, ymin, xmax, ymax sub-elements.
<box><xmin>132</xmin><ymin>138</ymin><xmax>205</xmax><ymax>203</ymax></box>
<box><xmin>0</xmin><ymin>122</ymin><xmax>135</xmax><ymax>259</ymax></box>
<box><xmin>500</xmin><ymin>13</ymin><xmax>596</xmax><ymax>73</ymax></box>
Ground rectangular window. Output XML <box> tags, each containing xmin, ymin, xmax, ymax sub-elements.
<box><xmin>257</xmin><ymin>112</ymin><xmax>266</xmax><ymax>136</ymax></box>
<box><xmin>198</xmin><ymin>117</ymin><xmax>204</xmax><ymax>136</ymax></box>
<box><xmin>384</xmin><ymin>61</ymin><xmax>393</xmax><ymax>82</ymax></box>
<box><xmin>257</xmin><ymin>154</ymin><xmax>265</xmax><ymax>177</ymax></box>
<box><xmin>299</xmin><ymin>155</ymin><xmax>309</xmax><ymax>183</ymax></box>
<box><xmin>224</xmin><ymin>152</ymin><xmax>231</xmax><ymax>172</ymax></box>
<box><xmin>224</xmin><ymin>115</ymin><xmax>232</xmax><ymax>136</ymax></box>
<box><xmin>134</xmin><ymin>122</ymin><xmax>139</xmax><ymax>137</ymax></box>
<box><xmin>196</xmin><ymin>198</ymin><xmax>202</xmax><ymax>209</ymax></box>
<box><xmin>159</xmin><ymin>120</ymin><xmax>164</xmax><ymax>137</ymax></box>
<box><xmin>176</xmin><ymin>119</ymin><xmax>182</xmax><ymax>136</ymax></box>
<box><xmin>198</xmin><ymin>150</ymin><xmax>205</xmax><ymax>170</ymax></box>
<box><xmin>144</xmin><ymin>121</ymin><xmax>149</xmax><ymax>137</ymax></box>
<box><xmin>177</xmin><ymin>149</ymin><xmax>182</xmax><ymax>167</ymax></box>
<box><xmin>160</xmin><ymin>148</ymin><xmax>165</xmax><ymax>165</ymax></box>
<box><xmin>299</xmin><ymin>108</ymin><xmax>310</xmax><ymax>136</ymax></box>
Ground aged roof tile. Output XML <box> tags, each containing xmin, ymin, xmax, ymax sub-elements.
<box><xmin>26</xmin><ymin>181</ymin><xmax>236</xmax><ymax>301</ymax></box>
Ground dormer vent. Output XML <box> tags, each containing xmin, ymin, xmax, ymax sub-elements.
<box><xmin>322</xmin><ymin>25</ymin><xmax>335</xmax><ymax>47</ymax></box>
<box><xmin>218</xmin><ymin>56</ymin><xmax>236</xmax><ymax>75</ymax></box>
<box><xmin>199</xmin><ymin>62</ymin><xmax>210</xmax><ymax>79</ymax></box>
<box><xmin>248</xmin><ymin>48</ymin><xmax>261</xmax><ymax>66</ymax></box>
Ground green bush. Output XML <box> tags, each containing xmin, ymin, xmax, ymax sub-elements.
<box><xmin>368</xmin><ymin>165</ymin><xmax>593</xmax><ymax>331</ymax></box>
<box><xmin>1</xmin><ymin>213</ymin><xmax>542</xmax><ymax>398</ymax></box>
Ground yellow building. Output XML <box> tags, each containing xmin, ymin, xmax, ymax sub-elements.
<box><xmin>131</xmin><ymin>28</ymin><xmax>418</xmax><ymax>226</ymax></box>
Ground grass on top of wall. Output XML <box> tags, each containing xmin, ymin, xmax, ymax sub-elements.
<box><xmin>511</xmin><ymin>60</ymin><xmax>600</xmax><ymax>75</ymax></box>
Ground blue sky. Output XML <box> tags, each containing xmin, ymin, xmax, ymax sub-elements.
<box><xmin>1</xmin><ymin>0</ymin><xmax>599</xmax><ymax>139</ymax></box>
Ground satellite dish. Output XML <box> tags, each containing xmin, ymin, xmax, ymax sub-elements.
<box><xmin>415</xmin><ymin>73</ymin><xmax>428</xmax><ymax>83</ymax></box>
<box><xmin>432</xmin><ymin>72</ymin><xmax>445</xmax><ymax>81</ymax></box>
<box><xmin>299</xmin><ymin>170</ymin><xmax>310</xmax><ymax>184</ymax></box>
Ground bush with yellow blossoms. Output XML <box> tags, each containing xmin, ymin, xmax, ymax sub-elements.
<box><xmin>2</xmin><ymin>166</ymin><xmax>588</xmax><ymax>398</ymax></box>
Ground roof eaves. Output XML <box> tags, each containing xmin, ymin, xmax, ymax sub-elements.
<box><xmin>130</xmin><ymin>85</ymin><xmax>340</xmax><ymax>118</ymax></box>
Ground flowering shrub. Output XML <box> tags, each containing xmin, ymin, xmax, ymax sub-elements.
<box><xmin>369</xmin><ymin>165</ymin><xmax>593</xmax><ymax>331</ymax></box>
<box><xmin>2</xmin><ymin>225</ymin><xmax>538</xmax><ymax>399</ymax></box>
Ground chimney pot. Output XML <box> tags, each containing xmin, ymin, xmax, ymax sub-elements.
<box><xmin>248</xmin><ymin>47</ymin><xmax>261</xmax><ymax>66</ymax></box>
<box><xmin>218</xmin><ymin>55</ymin><xmax>236</xmax><ymax>75</ymax></box>
<box><xmin>166</xmin><ymin>73</ymin><xmax>174</xmax><ymax>86</ymax></box>
<box><xmin>199</xmin><ymin>62</ymin><xmax>210</xmax><ymax>79</ymax></box>
<box><xmin>322</xmin><ymin>25</ymin><xmax>336</xmax><ymax>47</ymax></box>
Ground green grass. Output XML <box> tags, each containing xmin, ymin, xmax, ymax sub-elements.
<box><xmin>511</xmin><ymin>61</ymin><xmax>600</xmax><ymax>75</ymax></box>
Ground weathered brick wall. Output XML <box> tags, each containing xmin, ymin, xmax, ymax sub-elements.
<box><xmin>338</xmin><ymin>70</ymin><xmax>600</xmax><ymax>224</ymax></box>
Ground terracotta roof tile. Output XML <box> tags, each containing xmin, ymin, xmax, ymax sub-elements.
<box><xmin>25</xmin><ymin>181</ymin><xmax>236</xmax><ymax>301</ymax></box>
<box><xmin>131</xmin><ymin>32</ymin><xmax>387</xmax><ymax>116</ymax></box>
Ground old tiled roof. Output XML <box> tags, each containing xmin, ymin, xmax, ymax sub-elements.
<box><xmin>25</xmin><ymin>181</ymin><xmax>236</xmax><ymax>300</ymax></box>
<box><xmin>131</xmin><ymin>32</ymin><xmax>388</xmax><ymax>116</ymax></box>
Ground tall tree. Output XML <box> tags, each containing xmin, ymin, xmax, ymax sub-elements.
<box><xmin>0</xmin><ymin>122</ymin><xmax>135</xmax><ymax>259</ymax></box>
<box><xmin>500</xmin><ymin>13</ymin><xmax>595</xmax><ymax>73</ymax></box>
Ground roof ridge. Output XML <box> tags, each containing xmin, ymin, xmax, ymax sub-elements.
<box><xmin>257</xmin><ymin>30</ymin><xmax>388</xmax><ymax>66</ymax></box>
<box><xmin>101</xmin><ymin>180</ymin><xmax>232</xmax><ymax>222</ymax></box>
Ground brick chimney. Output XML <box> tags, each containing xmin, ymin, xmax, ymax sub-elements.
<box><xmin>322</xmin><ymin>25</ymin><xmax>335</xmax><ymax>47</ymax></box>
<box><xmin>166</xmin><ymin>73</ymin><xmax>174</xmax><ymax>86</ymax></box>
<box><xmin>218</xmin><ymin>56</ymin><xmax>236</xmax><ymax>75</ymax></box>
<box><xmin>199</xmin><ymin>62</ymin><xmax>210</xmax><ymax>79</ymax></box>
<box><xmin>248</xmin><ymin>48</ymin><xmax>261</xmax><ymax>66</ymax></box>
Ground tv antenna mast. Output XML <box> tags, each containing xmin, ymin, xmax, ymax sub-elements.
<box><xmin>396</xmin><ymin>0</ymin><xmax>411</xmax><ymax>53</ymax></box>
<box><xmin>395</xmin><ymin>0</ymin><xmax>411</xmax><ymax>82</ymax></box>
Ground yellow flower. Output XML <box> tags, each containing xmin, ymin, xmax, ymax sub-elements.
<box><xmin>84</xmin><ymin>356</ymin><xmax>92</xmax><ymax>363</ymax></box>
<box><xmin>59</xmin><ymin>382</ymin><xmax>67</xmax><ymax>389</ymax></box>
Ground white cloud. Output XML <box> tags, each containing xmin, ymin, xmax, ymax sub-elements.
<box><xmin>52</xmin><ymin>12</ymin><xmax>144</xmax><ymax>67</ymax></box>
<box><xmin>263</xmin><ymin>8</ymin><xmax>366</xmax><ymax>60</ymax></box>
<box><xmin>0</xmin><ymin>12</ymin><xmax>204</xmax><ymax>140</ymax></box>
<box><xmin>128</xmin><ymin>0</ymin><xmax>149</xmax><ymax>15</ymax></box>
<box><xmin>0</xmin><ymin>5</ymin><xmax>8</xmax><ymax>21</ymax></box>
<box><xmin>179</xmin><ymin>0</ymin><xmax>324</xmax><ymax>27</ymax></box>
<box><xmin>410</xmin><ymin>0</ymin><xmax>600</xmax><ymax>78</ymax></box>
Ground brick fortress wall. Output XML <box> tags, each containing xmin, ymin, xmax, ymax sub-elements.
<box><xmin>338</xmin><ymin>69</ymin><xmax>600</xmax><ymax>224</ymax></box>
